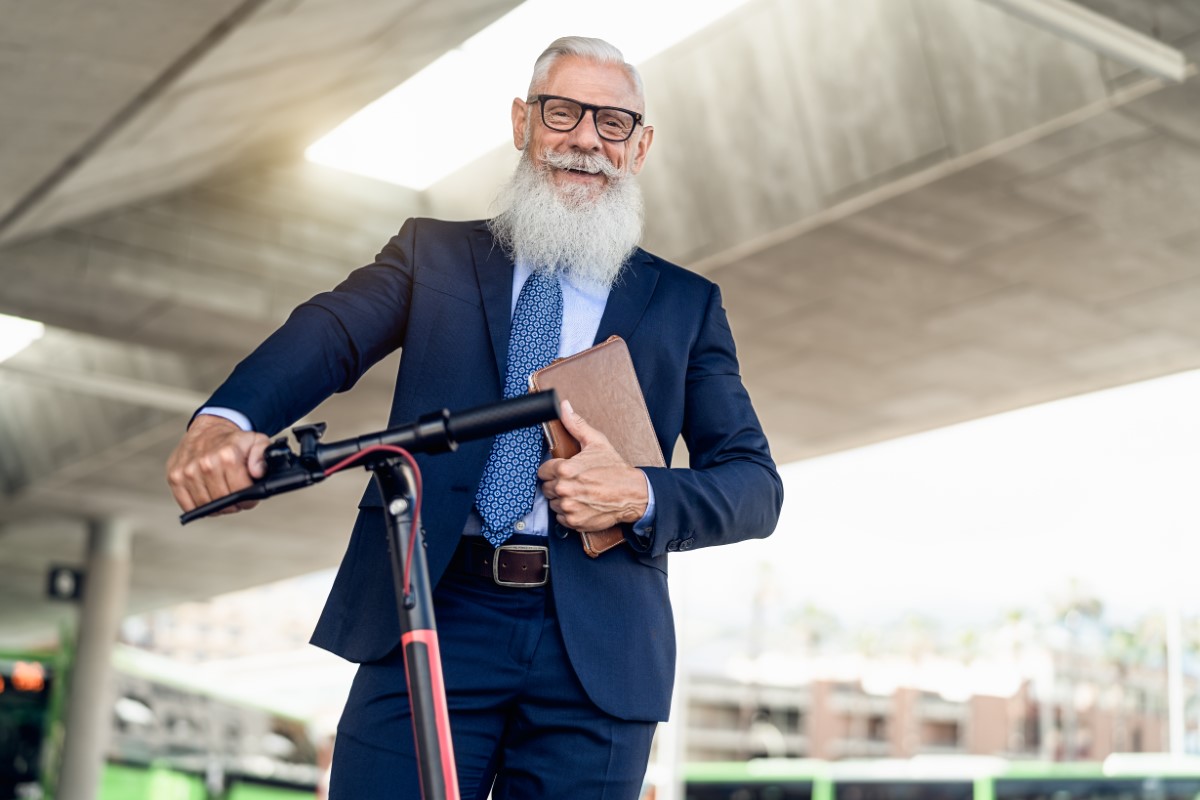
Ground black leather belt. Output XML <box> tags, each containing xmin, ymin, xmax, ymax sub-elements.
<box><xmin>457</xmin><ymin>537</ymin><xmax>550</xmax><ymax>588</ymax></box>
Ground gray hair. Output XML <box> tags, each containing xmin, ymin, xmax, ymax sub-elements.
<box><xmin>528</xmin><ymin>36</ymin><xmax>644</xmax><ymax>106</ymax></box>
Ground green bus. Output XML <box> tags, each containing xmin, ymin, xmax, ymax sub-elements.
<box><xmin>85</xmin><ymin>754</ymin><xmax>1200</xmax><ymax>800</ymax></box>
<box><xmin>0</xmin><ymin>646</ymin><xmax>320</xmax><ymax>800</ymax></box>
<box><xmin>682</xmin><ymin>755</ymin><xmax>1200</xmax><ymax>800</ymax></box>
<box><xmin>100</xmin><ymin>763</ymin><xmax>311</xmax><ymax>800</ymax></box>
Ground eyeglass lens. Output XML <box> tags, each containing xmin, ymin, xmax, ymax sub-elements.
<box><xmin>541</xmin><ymin>97</ymin><xmax>635</xmax><ymax>141</ymax></box>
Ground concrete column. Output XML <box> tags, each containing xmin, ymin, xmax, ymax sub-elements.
<box><xmin>58</xmin><ymin>518</ymin><xmax>133</xmax><ymax>800</ymax></box>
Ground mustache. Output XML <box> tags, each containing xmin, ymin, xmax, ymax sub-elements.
<box><xmin>539</xmin><ymin>149</ymin><xmax>621</xmax><ymax>179</ymax></box>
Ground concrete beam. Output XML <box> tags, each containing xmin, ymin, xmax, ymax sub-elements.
<box><xmin>0</xmin><ymin>360</ymin><xmax>205</xmax><ymax>414</ymax></box>
<box><xmin>983</xmin><ymin>0</ymin><xmax>1191</xmax><ymax>82</ymax></box>
<box><xmin>0</xmin><ymin>0</ymin><xmax>272</xmax><ymax>240</ymax></box>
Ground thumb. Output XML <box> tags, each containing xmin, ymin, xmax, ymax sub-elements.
<box><xmin>246</xmin><ymin>434</ymin><xmax>270</xmax><ymax>479</ymax></box>
<box><xmin>560</xmin><ymin>400</ymin><xmax>607</xmax><ymax>449</ymax></box>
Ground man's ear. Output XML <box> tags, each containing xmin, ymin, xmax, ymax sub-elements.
<box><xmin>629</xmin><ymin>125</ymin><xmax>653</xmax><ymax>175</ymax></box>
<box><xmin>511</xmin><ymin>97</ymin><xmax>528</xmax><ymax>150</ymax></box>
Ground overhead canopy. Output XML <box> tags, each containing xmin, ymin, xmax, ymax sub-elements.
<box><xmin>0</xmin><ymin>0</ymin><xmax>1197</xmax><ymax>645</ymax></box>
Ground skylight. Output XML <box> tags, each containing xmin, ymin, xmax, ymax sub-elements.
<box><xmin>305</xmin><ymin>0</ymin><xmax>751</xmax><ymax>190</ymax></box>
<box><xmin>0</xmin><ymin>313</ymin><xmax>44</xmax><ymax>363</ymax></box>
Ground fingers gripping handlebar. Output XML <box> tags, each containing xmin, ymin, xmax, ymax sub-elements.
<box><xmin>179</xmin><ymin>390</ymin><xmax>561</xmax><ymax>524</ymax></box>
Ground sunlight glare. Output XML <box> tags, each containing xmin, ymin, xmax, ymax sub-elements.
<box><xmin>305</xmin><ymin>0</ymin><xmax>751</xmax><ymax>189</ymax></box>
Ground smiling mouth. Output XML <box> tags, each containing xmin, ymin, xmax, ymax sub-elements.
<box><xmin>560</xmin><ymin>166</ymin><xmax>600</xmax><ymax>175</ymax></box>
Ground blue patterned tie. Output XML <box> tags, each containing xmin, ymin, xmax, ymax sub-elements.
<box><xmin>475</xmin><ymin>271</ymin><xmax>564</xmax><ymax>546</ymax></box>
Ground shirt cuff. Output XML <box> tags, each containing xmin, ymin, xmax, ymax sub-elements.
<box><xmin>196</xmin><ymin>406</ymin><xmax>254</xmax><ymax>432</ymax></box>
<box><xmin>632</xmin><ymin>470</ymin><xmax>656</xmax><ymax>536</ymax></box>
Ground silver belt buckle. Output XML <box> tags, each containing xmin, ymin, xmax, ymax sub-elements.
<box><xmin>493</xmin><ymin>544</ymin><xmax>549</xmax><ymax>588</ymax></box>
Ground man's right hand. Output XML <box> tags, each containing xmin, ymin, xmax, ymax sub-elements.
<box><xmin>166</xmin><ymin>414</ymin><xmax>270</xmax><ymax>514</ymax></box>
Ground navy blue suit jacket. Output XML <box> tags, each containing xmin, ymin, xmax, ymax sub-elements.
<box><xmin>206</xmin><ymin>218</ymin><xmax>782</xmax><ymax>721</ymax></box>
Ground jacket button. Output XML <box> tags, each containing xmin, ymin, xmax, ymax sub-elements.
<box><xmin>554</xmin><ymin>523</ymin><xmax>569</xmax><ymax>539</ymax></box>
<box><xmin>680</xmin><ymin>539</ymin><xmax>694</xmax><ymax>551</ymax></box>
<box><xmin>666</xmin><ymin>541</ymin><xmax>679</xmax><ymax>552</ymax></box>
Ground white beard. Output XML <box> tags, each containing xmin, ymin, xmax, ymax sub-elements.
<box><xmin>489</xmin><ymin>149</ymin><xmax>645</xmax><ymax>290</ymax></box>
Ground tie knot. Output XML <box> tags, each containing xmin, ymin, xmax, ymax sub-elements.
<box><xmin>507</xmin><ymin>272</ymin><xmax>563</xmax><ymax>392</ymax></box>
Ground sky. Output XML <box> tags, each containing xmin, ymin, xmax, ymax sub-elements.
<box><xmin>670</xmin><ymin>367</ymin><xmax>1200</xmax><ymax>641</ymax></box>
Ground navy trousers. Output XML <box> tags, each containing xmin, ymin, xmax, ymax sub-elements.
<box><xmin>329</xmin><ymin>535</ymin><xmax>657</xmax><ymax>799</ymax></box>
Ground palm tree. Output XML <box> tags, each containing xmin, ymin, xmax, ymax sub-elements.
<box><xmin>1054</xmin><ymin>580</ymin><xmax>1107</xmax><ymax>759</ymax></box>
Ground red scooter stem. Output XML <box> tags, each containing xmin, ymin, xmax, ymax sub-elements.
<box><xmin>375</xmin><ymin>460</ymin><xmax>460</xmax><ymax>800</ymax></box>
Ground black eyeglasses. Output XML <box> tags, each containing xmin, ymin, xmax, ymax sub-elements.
<box><xmin>530</xmin><ymin>94</ymin><xmax>644</xmax><ymax>143</ymax></box>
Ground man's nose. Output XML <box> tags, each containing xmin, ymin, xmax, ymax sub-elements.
<box><xmin>567</xmin><ymin>110</ymin><xmax>603</xmax><ymax>150</ymax></box>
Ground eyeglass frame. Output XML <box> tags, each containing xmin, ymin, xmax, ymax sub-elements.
<box><xmin>528</xmin><ymin>94</ymin><xmax>645</xmax><ymax>143</ymax></box>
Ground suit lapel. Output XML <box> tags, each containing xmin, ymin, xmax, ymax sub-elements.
<box><xmin>471</xmin><ymin>224</ymin><xmax>514</xmax><ymax>380</ymax></box>
<box><xmin>594</xmin><ymin>249</ymin><xmax>659</xmax><ymax>345</ymax></box>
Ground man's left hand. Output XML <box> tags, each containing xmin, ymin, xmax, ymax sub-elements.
<box><xmin>538</xmin><ymin>400</ymin><xmax>648</xmax><ymax>532</ymax></box>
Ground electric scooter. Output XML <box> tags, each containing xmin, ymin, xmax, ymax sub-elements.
<box><xmin>181</xmin><ymin>390</ymin><xmax>562</xmax><ymax>800</ymax></box>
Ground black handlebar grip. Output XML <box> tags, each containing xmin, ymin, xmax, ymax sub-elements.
<box><xmin>179</xmin><ymin>483</ymin><xmax>269</xmax><ymax>524</ymax></box>
<box><xmin>446</xmin><ymin>390</ymin><xmax>560</xmax><ymax>444</ymax></box>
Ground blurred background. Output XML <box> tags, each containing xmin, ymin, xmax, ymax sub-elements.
<box><xmin>1</xmin><ymin>0</ymin><xmax>1199</xmax><ymax>798</ymax></box>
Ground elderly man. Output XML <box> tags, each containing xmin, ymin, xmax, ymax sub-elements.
<box><xmin>167</xmin><ymin>36</ymin><xmax>782</xmax><ymax>799</ymax></box>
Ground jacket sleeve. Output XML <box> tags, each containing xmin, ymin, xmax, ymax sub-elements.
<box><xmin>634</xmin><ymin>283</ymin><xmax>783</xmax><ymax>557</ymax></box>
<box><xmin>203</xmin><ymin>219</ymin><xmax>419</xmax><ymax>436</ymax></box>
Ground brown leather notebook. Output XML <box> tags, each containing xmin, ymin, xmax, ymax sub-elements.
<box><xmin>529</xmin><ymin>336</ymin><xmax>666</xmax><ymax>557</ymax></box>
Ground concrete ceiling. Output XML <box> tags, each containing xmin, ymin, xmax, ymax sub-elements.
<box><xmin>0</xmin><ymin>0</ymin><xmax>1197</xmax><ymax>647</ymax></box>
